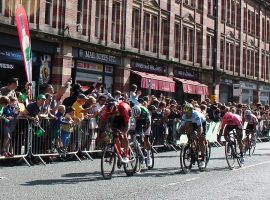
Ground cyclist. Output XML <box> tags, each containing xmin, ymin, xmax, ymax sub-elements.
<box><xmin>111</xmin><ymin>101</ymin><xmax>131</xmax><ymax>163</ymax></box>
<box><xmin>244</xmin><ymin>110</ymin><xmax>258</xmax><ymax>144</ymax></box>
<box><xmin>218</xmin><ymin>111</ymin><xmax>244</xmax><ymax>164</ymax></box>
<box><xmin>132</xmin><ymin>105</ymin><xmax>152</xmax><ymax>167</ymax></box>
<box><xmin>179</xmin><ymin>103</ymin><xmax>207</xmax><ymax>168</ymax></box>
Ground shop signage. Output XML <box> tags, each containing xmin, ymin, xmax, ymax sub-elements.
<box><xmin>173</xmin><ymin>69</ymin><xmax>199</xmax><ymax>80</ymax></box>
<box><xmin>259</xmin><ymin>85</ymin><xmax>270</xmax><ymax>92</ymax></box>
<box><xmin>131</xmin><ymin>61</ymin><xmax>165</xmax><ymax>74</ymax></box>
<box><xmin>105</xmin><ymin>65</ymin><xmax>113</xmax><ymax>74</ymax></box>
<box><xmin>0</xmin><ymin>63</ymin><xmax>14</xmax><ymax>69</ymax></box>
<box><xmin>0</xmin><ymin>46</ymin><xmax>37</xmax><ymax>63</ymax></box>
<box><xmin>78</xmin><ymin>49</ymin><xmax>121</xmax><ymax>65</ymax></box>
<box><xmin>77</xmin><ymin>60</ymin><xmax>103</xmax><ymax>72</ymax></box>
<box><xmin>221</xmin><ymin>79</ymin><xmax>233</xmax><ymax>85</ymax></box>
<box><xmin>239</xmin><ymin>81</ymin><xmax>257</xmax><ymax>90</ymax></box>
<box><xmin>39</xmin><ymin>55</ymin><xmax>51</xmax><ymax>85</ymax></box>
<box><xmin>233</xmin><ymin>84</ymin><xmax>241</xmax><ymax>96</ymax></box>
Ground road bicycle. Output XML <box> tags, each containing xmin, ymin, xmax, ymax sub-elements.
<box><xmin>224</xmin><ymin>129</ymin><xmax>243</xmax><ymax>170</ymax></box>
<box><xmin>244</xmin><ymin>129</ymin><xmax>256</xmax><ymax>156</ymax></box>
<box><xmin>130</xmin><ymin>130</ymin><xmax>155</xmax><ymax>172</ymax></box>
<box><xmin>101</xmin><ymin>128</ymin><xmax>139</xmax><ymax>180</ymax></box>
<box><xmin>180</xmin><ymin>131</ymin><xmax>211</xmax><ymax>174</ymax></box>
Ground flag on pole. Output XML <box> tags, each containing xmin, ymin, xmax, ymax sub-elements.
<box><xmin>15</xmin><ymin>4</ymin><xmax>33</xmax><ymax>100</ymax></box>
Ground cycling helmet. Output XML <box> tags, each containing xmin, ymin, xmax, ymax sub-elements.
<box><xmin>244</xmin><ymin>110</ymin><xmax>252</xmax><ymax>120</ymax></box>
<box><xmin>132</xmin><ymin>105</ymin><xmax>141</xmax><ymax>118</ymax></box>
<box><xmin>183</xmin><ymin>103</ymin><xmax>194</xmax><ymax>113</ymax></box>
<box><xmin>223</xmin><ymin>112</ymin><xmax>234</xmax><ymax>122</ymax></box>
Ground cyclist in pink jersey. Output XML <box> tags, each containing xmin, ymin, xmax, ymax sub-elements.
<box><xmin>218</xmin><ymin>111</ymin><xmax>244</xmax><ymax>164</ymax></box>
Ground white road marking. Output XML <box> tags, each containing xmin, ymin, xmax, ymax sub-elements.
<box><xmin>160</xmin><ymin>177</ymin><xmax>200</xmax><ymax>187</ymax></box>
<box><xmin>0</xmin><ymin>176</ymin><xmax>7</xmax><ymax>180</ymax></box>
<box><xmin>234</xmin><ymin>160</ymin><xmax>270</xmax><ymax>171</ymax></box>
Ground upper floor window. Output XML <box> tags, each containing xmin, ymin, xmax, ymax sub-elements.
<box><xmin>45</xmin><ymin>0</ymin><xmax>53</xmax><ymax>25</ymax></box>
<box><xmin>131</xmin><ymin>8</ymin><xmax>140</xmax><ymax>49</ymax></box>
<box><xmin>77</xmin><ymin>0</ymin><xmax>83</xmax><ymax>33</ymax></box>
<box><xmin>197</xmin><ymin>0</ymin><xmax>203</xmax><ymax>11</ymax></box>
<box><xmin>184</xmin><ymin>0</ymin><xmax>195</xmax><ymax>7</ymax></box>
<box><xmin>161</xmin><ymin>19</ymin><xmax>169</xmax><ymax>56</ymax></box>
<box><xmin>111</xmin><ymin>1</ymin><xmax>121</xmax><ymax>44</ymax></box>
<box><xmin>143</xmin><ymin>13</ymin><xmax>150</xmax><ymax>51</ymax></box>
<box><xmin>150</xmin><ymin>15</ymin><xmax>158</xmax><ymax>53</ymax></box>
<box><xmin>182</xmin><ymin>26</ymin><xmax>194</xmax><ymax>62</ymax></box>
<box><xmin>175</xmin><ymin>23</ymin><xmax>180</xmax><ymax>58</ymax></box>
<box><xmin>95</xmin><ymin>1</ymin><xmax>105</xmax><ymax>39</ymax></box>
<box><xmin>206</xmin><ymin>35</ymin><xmax>214</xmax><ymax>67</ymax></box>
<box><xmin>207</xmin><ymin>0</ymin><xmax>216</xmax><ymax>16</ymax></box>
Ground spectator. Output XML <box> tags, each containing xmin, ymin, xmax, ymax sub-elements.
<box><xmin>63</xmin><ymin>83</ymin><xmax>83</xmax><ymax>108</ymax></box>
<box><xmin>0</xmin><ymin>77</ymin><xmax>18</xmax><ymax>101</ymax></box>
<box><xmin>92</xmin><ymin>95</ymin><xmax>107</xmax><ymax>117</ymax></box>
<box><xmin>2</xmin><ymin>96</ymin><xmax>19</xmax><ymax>157</ymax></box>
<box><xmin>0</xmin><ymin>96</ymin><xmax>10</xmax><ymax>118</ymax></box>
<box><xmin>22</xmin><ymin>94</ymin><xmax>46</xmax><ymax>123</ymax></box>
<box><xmin>61</xmin><ymin>107</ymin><xmax>77</xmax><ymax>155</ymax></box>
<box><xmin>114</xmin><ymin>90</ymin><xmax>122</xmax><ymax>101</ymax></box>
<box><xmin>83</xmin><ymin>96</ymin><xmax>96</xmax><ymax>112</ymax></box>
<box><xmin>72</xmin><ymin>94</ymin><xmax>92</xmax><ymax>121</ymax></box>
<box><xmin>129</xmin><ymin>84</ymin><xmax>141</xmax><ymax>105</ymax></box>
<box><xmin>40</xmin><ymin>93</ymin><xmax>55</xmax><ymax>118</ymax></box>
<box><xmin>53</xmin><ymin>105</ymin><xmax>69</xmax><ymax>151</ymax></box>
<box><xmin>15</xmin><ymin>92</ymin><xmax>26</xmax><ymax>115</ymax></box>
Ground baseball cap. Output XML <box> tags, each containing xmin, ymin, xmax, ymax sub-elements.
<box><xmin>37</xmin><ymin>94</ymin><xmax>46</xmax><ymax>100</ymax></box>
<box><xmin>77</xmin><ymin>93</ymin><xmax>88</xmax><ymax>100</ymax></box>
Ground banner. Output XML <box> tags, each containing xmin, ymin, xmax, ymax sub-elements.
<box><xmin>15</xmin><ymin>4</ymin><xmax>32</xmax><ymax>83</ymax></box>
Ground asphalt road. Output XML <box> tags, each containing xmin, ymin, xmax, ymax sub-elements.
<box><xmin>1</xmin><ymin>142</ymin><xmax>270</xmax><ymax>200</ymax></box>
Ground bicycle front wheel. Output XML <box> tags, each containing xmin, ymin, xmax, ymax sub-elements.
<box><xmin>180</xmin><ymin>145</ymin><xmax>193</xmax><ymax>174</ymax></box>
<box><xmin>225</xmin><ymin>141</ymin><xmax>236</xmax><ymax>170</ymax></box>
<box><xmin>101</xmin><ymin>144</ymin><xmax>116</xmax><ymax>180</ymax></box>
<box><xmin>124</xmin><ymin>142</ymin><xmax>139</xmax><ymax>176</ymax></box>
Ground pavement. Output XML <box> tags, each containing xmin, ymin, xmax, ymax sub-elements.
<box><xmin>1</xmin><ymin>142</ymin><xmax>270</xmax><ymax>200</ymax></box>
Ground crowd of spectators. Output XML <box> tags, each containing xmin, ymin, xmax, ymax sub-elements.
<box><xmin>0</xmin><ymin>77</ymin><xmax>270</xmax><ymax>157</ymax></box>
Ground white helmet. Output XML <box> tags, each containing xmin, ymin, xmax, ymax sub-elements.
<box><xmin>244</xmin><ymin>110</ymin><xmax>252</xmax><ymax>117</ymax></box>
<box><xmin>132</xmin><ymin>105</ymin><xmax>141</xmax><ymax>118</ymax></box>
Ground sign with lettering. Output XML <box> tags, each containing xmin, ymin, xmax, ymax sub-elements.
<box><xmin>131</xmin><ymin>61</ymin><xmax>165</xmax><ymax>74</ymax></box>
<box><xmin>233</xmin><ymin>84</ymin><xmax>241</xmax><ymax>96</ymax></box>
<box><xmin>239</xmin><ymin>81</ymin><xmax>257</xmax><ymax>90</ymax></box>
<box><xmin>259</xmin><ymin>85</ymin><xmax>270</xmax><ymax>92</ymax></box>
<box><xmin>0</xmin><ymin>46</ymin><xmax>37</xmax><ymax>63</ymax></box>
<box><xmin>77</xmin><ymin>61</ymin><xmax>103</xmax><ymax>72</ymax></box>
<box><xmin>77</xmin><ymin>49</ymin><xmax>121</xmax><ymax>65</ymax></box>
<box><xmin>0</xmin><ymin>63</ymin><xmax>14</xmax><ymax>69</ymax></box>
<box><xmin>173</xmin><ymin>69</ymin><xmax>199</xmax><ymax>80</ymax></box>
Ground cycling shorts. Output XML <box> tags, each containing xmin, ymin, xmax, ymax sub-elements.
<box><xmin>246</xmin><ymin>124</ymin><xmax>256</xmax><ymax>132</ymax></box>
<box><xmin>112</xmin><ymin>116</ymin><xmax>130</xmax><ymax>133</ymax></box>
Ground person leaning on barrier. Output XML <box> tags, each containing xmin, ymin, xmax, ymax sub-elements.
<box><xmin>22</xmin><ymin>94</ymin><xmax>46</xmax><ymax>124</ymax></box>
<box><xmin>0</xmin><ymin>77</ymin><xmax>18</xmax><ymax>101</ymax></box>
<box><xmin>0</xmin><ymin>96</ymin><xmax>10</xmax><ymax>119</ymax></box>
<box><xmin>72</xmin><ymin>94</ymin><xmax>93</xmax><ymax>121</ymax></box>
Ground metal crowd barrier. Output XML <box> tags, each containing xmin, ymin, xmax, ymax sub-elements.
<box><xmin>0</xmin><ymin>117</ymin><xmax>31</xmax><ymax>166</ymax></box>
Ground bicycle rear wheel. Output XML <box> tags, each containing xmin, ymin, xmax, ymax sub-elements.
<box><xmin>101</xmin><ymin>144</ymin><xmax>116</xmax><ymax>180</ymax></box>
<box><xmin>180</xmin><ymin>145</ymin><xmax>193</xmax><ymax>174</ymax></box>
<box><xmin>124</xmin><ymin>142</ymin><xmax>139</xmax><ymax>176</ymax></box>
<box><xmin>225</xmin><ymin>141</ymin><xmax>236</xmax><ymax>170</ymax></box>
<box><xmin>249</xmin><ymin>137</ymin><xmax>256</xmax><ymax>156</ymax></box>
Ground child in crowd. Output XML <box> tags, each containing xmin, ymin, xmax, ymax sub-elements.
<box><xmin>61</xmin><ymin>107</ymin><xmax>76</xmax><ymax>155</ymax></box>
<box><xmin>53</xmin><ymin>105</ymin><xmax>69</xmax><ymax>152</ymax></box>
<box><xmin>0</xmin><ymin>96</ymin><xmax>10</xmax><ymax>118</ymax></box>
<box><xmin>2</xmin><ymin>97</ymin><xmax>19</xmax><ymax>157</ymax></box>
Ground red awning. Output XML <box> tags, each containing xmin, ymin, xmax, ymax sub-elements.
<box><xmin>132</xmin><ymin>71</ymin><xmax>175</xmax><ymax>92</ymax></box>
<box><xmin>174</xmin><ymin>78</ymin><xmax>209</xmax><ymax>95</ymax></box>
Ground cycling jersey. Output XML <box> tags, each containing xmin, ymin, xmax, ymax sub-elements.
<box><xmin>134</xmin><ymin>106</ymin><xmax>151</xmax><ymax>136</ymax></box>
<box><xmin>221</xmin><ymin>113</ymin><xmax>243</xmax><ymax>129</ymax></box>
<box><xmin>245</xmin><ymin>114</ymin><xmax>258</xmax><ymax>125</ymax></box>
<box><xmin>181</xmin><ymin>110</ymin><xmax>206</xmax><ymax>127</ymax></box>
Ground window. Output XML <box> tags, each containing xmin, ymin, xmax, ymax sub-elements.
<box><xmin>151</xmin><ymin>15</ymin><xmax>158</xmax><ymax>53</ymax></box>
<box><xmin>77</xmin><ymin>0</ymin><xmax>83</xmax><ymax>33</ymax></box>
<box><xmin>206</xmin><ymin>35</ymin><xmax>214</xmax><ymax>66</ymax></box>
<box><xmin>231</xmin><ymin>0</ymin><xmax>235</xmax><ymax>26</ymax></box>
<box><xmin>247</xmin><ymin>50</ymin><xmax>251</xmax><ymax>76</ymax></box>
<box><xmin>221</xmin><ymin>0</ymin><xmax>225</xmax><ymax>21</ymax></box>
<box><xmin>242</xmin><ymin>48</ymin><xmax>246</xmax><ymax>75</ymax></box>
<box><xmin>208</xmin><ymin>0</ymin><xmax>215</xmax><ymax>16</ymax></box>
<box><xmin>131</xmin><ymin>8</ymin><xmax>140</xmax><ymax>49</ymax></box>
<box><xmin>197</xmin><ymin>0</ymin><xmax>203</xmax><ymax>11</ymax></box>
<box><xmin>143</xmin><ymin>13</ymin><xmax>150</xmax><ymax>51</ymax></box>
<box><xmin>111</xmin><ymin>1</ymin><xmax>121</xmax><ymax>44</ymax></box>
<box><xmin>243</xmin><ymin>8</ymin><xmax>247</xmax><ymax>32</ymax></box>
<box><xmin>236</xmin><ymin>2</ymin><xmax>240</xmax><ymax>28</ymax></box>
<box><xmin>255</xmin><ymin>52</ymin><xmax>259</xmax><ymax>78</ymax></box>
<box><xmin>257</xmin><ymin>14</ymin><xmax>261</xmax><ymax>38</ymax></box>
<box><xmin>196</xmin><ymin>31</ymin><xmax>202</xmax><ymax>63</ymax></box>
<box><xmin>95</xmin><ymin>0</ymin><xmax>105</xmax><ymax>39</ymax></box>
<box><xmin>226</xmin><ymin>0</ymin><xmax>230</xmax><ymax>24</ymax></box>
<box><xmin>230</xmin><ymin>44</ymin><xmax>234</xmax><ymax>71</ymax></box>
<box><xmin>174</xmin><ymin>24</ymin><xmax>180</xmax><ymax>58</ymax></box>
<box><xmin>261</xmin><ymin>54</ymin><xmax>265</xmax><ymax>79</ymax></box>
<box><xmin>262</xmin><ymin>17</ymin><xmax>265</xmax><ymax>41</ymax></box>
<box><xmin>248</xmin><ymin>10</ymin><xmax>251</xmax><ymax>33</ymax></box>
<box><xmin>161</xmin><ymin>19</ymin><xmax>169</xmax><ymax>55</ymax></box>
<box><xmin>220</xmin><ymin>40</ymin><xmax>224</xmax><ymax>69</ymax></box>
<box><xmin>225</xmin><ymin>43</ymin><xmax>230</xmax><ymax>70</ymax></box>
<box><xmin>267</xmin><ymin>20</ymin><xmax>270</xmax><ymax>42</ymax></box>
<box><xmin>235</xmin><ymin>45</ymin><xmax>240</xmax><ymax>73</ymax></box>
<box><xmin>267</xmin><ymin>55</ymin><xmax>269</xmax><ymax>80</ymax></box>
<box><xmin>0</xmin><ymin>0</ymin><xmax>2</xmax><ymax>15</ymax></box>
<box><xmin>182</xmin><ymin>27</ymin><xmax>194</xmax><ymax>61</ymax></box>
<box><xmin>184</xmin><ymin>0</ymin><xmax>195</xmax><ymax>7</ymax></box>
<box><xmin>45</xmin><ymin>0</ymin><xmax>53</xmax><ymax>25</ymax></box>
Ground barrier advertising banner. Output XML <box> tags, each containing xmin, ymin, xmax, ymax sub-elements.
<box><xmin>15</xmin><ymin>4</ymin><xmax>32</xmax><ymax>83</ymax></box>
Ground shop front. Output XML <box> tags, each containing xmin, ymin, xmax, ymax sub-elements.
<box><xmin>72</xmin><ymin>48</ymin><xmax>121</xmax><ymax>94</ymax></box>
<box><xmin>130</xmin><ymin>60</ymin><xmax>175</xmax><ymax>96</ymax></box>
<box><xmin>219</xmin><ymin>79</ymin><xmax>234</xmax><ymax>104</ymax></box>
<box><xmin>239</xmin><ymin>81</ymin><xmax>257</xmax><ymax>105</ymax></box>
<box><xmin>259</xmin><ymin>85</ymin><xmax>270</xmax><ymax>105</ymax></box>
<box><xmin>173</xmin><ymin>68</ymin><xmax>208</xmax><ymax>103</ymax></box>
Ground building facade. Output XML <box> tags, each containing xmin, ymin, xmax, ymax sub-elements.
<box><xmin>0</xmin><ymin>0</ymin><xmax>270</xmax><ymax>104</ymax></box>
